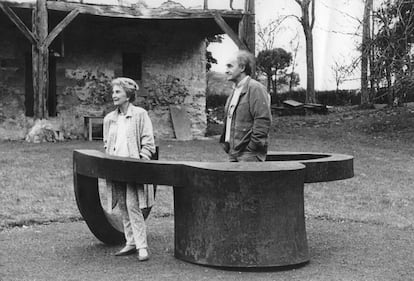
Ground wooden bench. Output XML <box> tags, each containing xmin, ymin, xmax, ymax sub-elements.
<box><xmin>83</xmin><ymin>116</ymin><xmax>104</xmax><ymax>141</ymax></box>
<box><xmin>272</xmin><ymin>100</ymin><xmax>329</xmax><ymax>116</ymax></box>
<box><xmin>73</xmin><ymin>150</ymin><xmax>353</xmax><ymax>268</ymax></box>
<box><xmin>304</xmin><ymin>103</ymin><xmax>329</xmax><ymax>114</ymax></box>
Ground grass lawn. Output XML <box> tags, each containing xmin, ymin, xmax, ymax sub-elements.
<box><xmin>0</xmin><ymin>104</ymin><xmax>413</xmax><ymax>231</ymax></box>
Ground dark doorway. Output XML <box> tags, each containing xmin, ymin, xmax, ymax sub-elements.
<box><xmin>24</xmin><ymin>54</ymin><xmax>34</xmax><ymax>117</ymax></box>
<box><xmin>48</xmin><ymin>56</ymin><xmax>57</xmax><ymax>117</ymax></box>
<box><xmin>122</xmin><ymin>53</ymin><xmax>142</xmax><ymax>81</ymax></box>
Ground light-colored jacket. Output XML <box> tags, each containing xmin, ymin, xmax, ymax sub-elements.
<box><xmin>104</xmin><ymin>104</ymin><xmax>155</xmax><ymax>160</ymax></box>
<box><xmin>103</xmin><ymin>104</ymin><xmax>156</xmax><ymax>208</ymax></box>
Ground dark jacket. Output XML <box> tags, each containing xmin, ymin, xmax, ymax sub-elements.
<box><xmin>220</xmin><ymin>77</ymin><xmax>271</xmax><ymax>158</ymax></box>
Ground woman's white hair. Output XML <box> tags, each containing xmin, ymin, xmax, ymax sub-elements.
<box><xmin>111</xmin><ymin>77</ymin><xmax>139</xmax><ymax>103</ymax></box>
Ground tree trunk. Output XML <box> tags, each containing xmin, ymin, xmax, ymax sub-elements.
<box><xmin>267</xmin><ymin>74</ymin><xmax>272</xmax><ymax>92</ymax></box>
<box><xmin>289</xmin><ymin>39</ymin><xmax>299</xmax><ymax>93</ymax></box>
<box><xmin>295</xmin><ymin>0</ymin><xmax>316</xmax><ymax>104</ymax></box>
<box><xmin>386</xmin><ymin>65</ymin><xmax>393</xmax><ymax>105</ymax></box>
<box><xmin>361</xmin><ymin>0</ymin><xmax>373</xmax><ymax>106</ymax></box>
<box><xmin>303</xmin><ymin>24</ymin><xmax>315</xmax><ymax>103</ymax></box>
<box><xmin>369</xmin><ymin>6</ymin><xmax>376</xmax><ymax>103</ymax></box>
<box><xmin>272</xmin><ymin>75</ymin><xmax>277</xmax><ymax>96</ymax></box>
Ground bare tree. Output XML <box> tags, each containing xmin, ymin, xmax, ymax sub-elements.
<box><xmin>331</xmin><ymin>58</ymin><xmax>354</xmax><ymax>92</ymax></box>
<box><xmin>293</xmin><ymin>0</ymin><xmax>316</xmax><ymax>103</ymax></box>
<box><xmin>256</xmin><ymin>17</ymin><xmax>290</xmax><ymax>51</ymax></box>
<box><xmin>288</xmin><ymin>32</ymin><xmax>300</xmax><ymax>92</ymax></box>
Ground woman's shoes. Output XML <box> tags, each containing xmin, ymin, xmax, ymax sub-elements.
<box><xmin>138</xmin><ymin>248</ymin><xmax>149</xmax><ymax>261</ymax></box>
<box><xmin>114</xmin><ymin>245</ymin><xmax>149</xmax><ymax>261</ymax></box>
<box><xmin>114</xmin><ymin>245</ymin><xmax>137</xmax><ymax>256</ymax></box>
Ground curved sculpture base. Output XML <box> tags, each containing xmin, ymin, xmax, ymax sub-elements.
<box><xmin>74</xmin><ymin>174</ymin><xmax>152</xmax><ymax>245</ymax></box>
<box><xmin>173</xmin><ymin>166</ymin><xmax>308</xmax><ymax>267</ymax></box>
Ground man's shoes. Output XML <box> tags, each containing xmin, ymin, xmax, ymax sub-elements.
<box><xmin>138</xmin><ymin>248</ymin><xmax>149</xmax><ymax>261</ymax></box>
<box><xmin>114</xmin><ymin>245</ymin><xmax>137</xmax><ymax>256</ymax></box>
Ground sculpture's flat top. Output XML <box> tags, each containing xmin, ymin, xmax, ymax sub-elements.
<box><xmin>75</xmin><ymin>149</ymin><xmax>306</xmax><ymax>172</ymax></box>
<box><xmin>74</xmin><ymin>149</ymin><xmax>353</xmax><ymax>184</ymax></box>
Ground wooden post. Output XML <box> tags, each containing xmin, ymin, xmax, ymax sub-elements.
<box><xmin>32</xmin><ymin>0</ymin><xmax>49</xmax><ymax>119</ymax></box>
<box><xmin>31</xmin><ymin>9</ymin><xmax>39</xmax><ymax>119</ymax></box>
<box><xmin>1</xmin><ymin>1</ymin><xmax>78</xmax><ymax>119</ymax></box>
<box><xmin>239</xmin><ymin>0</ymin><xmax>255</xmax><ymax>55</ymax></box>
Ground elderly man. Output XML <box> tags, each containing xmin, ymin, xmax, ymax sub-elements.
<box><xmin>220</xmin><ymin>50</ymin><xmax>272</xmax><ymax>162</ymax></box>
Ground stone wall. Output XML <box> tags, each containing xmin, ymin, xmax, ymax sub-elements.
<box><xmin>0</xmin><ymin>14</ymin><xmax>207</xmax><ymax>141</ymax></box>
<box><xmin>0</xmin><ymin>15</ymin><xmax>30</xmax><ymax>140</ymax></box>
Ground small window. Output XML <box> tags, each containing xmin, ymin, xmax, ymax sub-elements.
<box><xmin>122</xmin><ymin>53</ymin><xmax>142</xmax><ymax>81</ymax></box>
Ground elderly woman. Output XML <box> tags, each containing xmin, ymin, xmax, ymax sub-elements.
<box><xmin>103</xmin><ymin>77</ymin><xmax>156</xmax><ymax>261</ymax></box>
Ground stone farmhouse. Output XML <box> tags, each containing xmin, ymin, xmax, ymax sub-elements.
<box><xmin>0</xmin><ymin>0</ymin><xmax>254</xmax><ymax>141</ymax></box>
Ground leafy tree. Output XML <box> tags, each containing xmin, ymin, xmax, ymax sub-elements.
<box><xmin>256</xmin><ymin>48</ymin><xmax>292</xmax><ymax>95</ymax></box>
<box><xmin>257</xmin><ymin>17</ymin><xmax>300</xmax><ymax>94</ymax></box>
<box><xmin>371</xmin><ymin>0</ymin><xmax>414</xmax><ymax>105</ymax></box>
<box><xmin>206</xmin><ymin>35</ymin><xmax>223</xmax><ymax>71</ymax></box>
<box><xmin>278</xmin><ymin>71</ymin><xmax>300</xmax><ymax>90</ymax></box>
<box><xmin>206</xmin><ymin>50</ymin><xmax>217</xmax><ymax>72</ymax></box>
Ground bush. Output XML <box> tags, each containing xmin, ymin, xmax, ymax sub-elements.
<box><xmin>271</xmin><ymin>90</ymin><xmax>360</xmax><ymax>106</ymax></box>
<box><xmin>317</xmin><ymin>90</ymin><xmax>359</xmax><ymax>106</ymax></box>
<box><xmin>206</xmin><ymin>71</ymin><xmax>233</xmax><ymax>97</ymax></box>
<box><xmin>207</xmin><ymin>89</ymin><xmax>362</xmax><ymax>108</ymax></box>
<box><xmin>374</xmin><ymin>87</ymin><xmax>414</xmax><ymax>104</ymax></box>
<box><xmin>207</xmin><ymin>86</ymin><xmax>414</xmax><ymax>109</ymax></box>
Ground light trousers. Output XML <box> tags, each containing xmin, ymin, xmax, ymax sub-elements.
<box><xmin>117</xmin><ymin>183</ymin><xmax>147</xmax><ymax>249</ymax></box>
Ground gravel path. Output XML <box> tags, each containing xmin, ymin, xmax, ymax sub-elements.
<box><xmin>1</xmin><ymin>216</ymin><xmax>413</xmax><ymax>281</ymax></box>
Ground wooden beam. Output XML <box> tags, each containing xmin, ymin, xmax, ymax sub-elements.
<box><xmin>43</xmin><ymin>8</ymin><xmax>80</xmax><ymax>48</ymax></box>
<box><xmin>46</xmin><ymin>1</ymin><xmax>243</xmax><ymax>19</ymax></box>
<box><xmin>0</xmin><ymin>3</ymin><xmax>38</xmax><ymax>46</ymax></box>
<box><xmin>212</xmin><ymin>11</ymin><xmax>248</xmax><ymax>51</ymax></box>
<box><xmin>5</xmin><ymin>1</ymin><xmax>243</xmax><ymax>20</ymax></box>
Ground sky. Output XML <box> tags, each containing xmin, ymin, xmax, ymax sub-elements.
<box><xmin>10</xmin><ymin>0</ymin><xmax>367</xmax><ymax>90</ymax></box>
<box><xmin>206</xmin><ymin>0</ymin><xmax>366</xmax><ymax>90</ymax></box>
<box><xmin>126</xmin><ymin>0</ymin><xmax>366</xmax><ymax>90</ymax></box>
